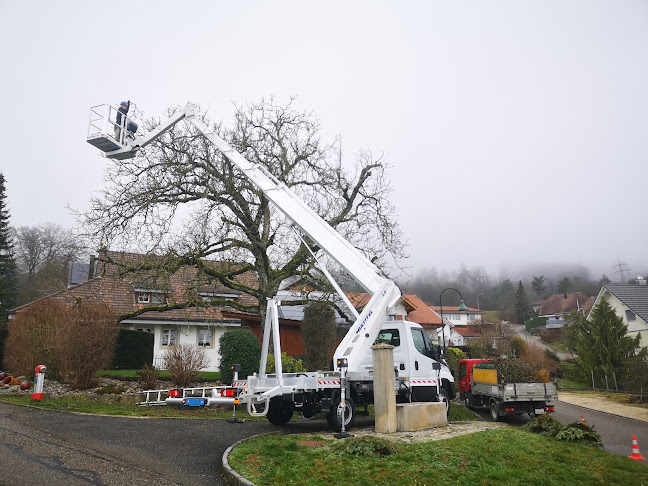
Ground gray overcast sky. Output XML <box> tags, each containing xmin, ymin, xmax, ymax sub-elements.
<box><xmin>1</xmin><ymin>1</ymin><xmax>646</xmax><ymax>279</ymax></box>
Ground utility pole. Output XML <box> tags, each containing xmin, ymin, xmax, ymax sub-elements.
<box><xmin>612</xmin><ymin>258</ymin><xmax>630</xmax><ymax>283</ymax></box>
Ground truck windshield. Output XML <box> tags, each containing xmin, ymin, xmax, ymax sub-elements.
<box><xmin>374</xmin><ymin>329</ymin><xmax>400</xmax><ymax>347</ymax></box>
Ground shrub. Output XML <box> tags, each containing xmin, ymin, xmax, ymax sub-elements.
<box><xmin>219</xmin><ymin>329</ymin><xmax>261</xmax><ymax>384</ymax></box>
<box><xmin>265</xmin><ymin>352</ymin><xmax>306</xmax><ymax>373</ymax></box>
<box><xmin>327</xmin><ymin>436</ymin><xmax>398</xmax><ymax>457</ymax></box>
<box><xmin>558</xmin><ymin>361</ymin><xmax>589</xmax><ymax>385</ymax></box>
<box><xmin>57</xmin><ymin>302</ymin><xmax>119</xmax><ymax>389</ymax></box>
<box><xmin>136</xmin><ymin>363</ymin><xmax>159</xmax><ymax>390</ymax></box>
<box><xmin>5</xmin><ymin>300</ymin><xmax>67</xmax><ymax>379</ymax></box>
<box><xmin>539</xmin><ymin>330</ymin><xmax>562</xmax><ymax>343</ymax></box>
<box><xmin>112</xmin><ymin>330</ymin><xmax>154</xmax><ymax>369</ymax></box>
<box><xmin>444</xmin><ymin>347</ymin><xmax>466</xmax><ymax>378</ymax></box>
<box><xmin>523</xmin><ymin>413</ymin><xmax>563</xmax><ymax>437</ymax></box>
<box><xmin>508</xmin><ymin>337</ymin><xmax>527</xmax><ymax>357</ymax></box>
<box><xmin>163</xmin><ymin>344</ymin><xmax>210</xmax><ymax>388</ymax></box>
<box><xmin>302</xmin><ymin>302</ymin><xmax>337</xmax><ymax>371</ymax></box>
<box><xmin>525</xmin><ymin>317</ymin><xmax>546</xmax><ymax>331</ymax></box>
<box><xmin>5</xmin><ymin>300</ymin><xmax>119</xmax><ymax>388</ymax></box>
<box><xmin>520</xmin><ymin>344</ymin><xmax>559</xmax><ymax>375</ymax></box>
<box><xmin>555</xmin><ymin>422</ymin><xmax>603</xmax><ymax>447</ymax></box>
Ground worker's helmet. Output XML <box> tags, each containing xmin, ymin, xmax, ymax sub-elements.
<box><xmin>120</xmin><ymin>101</ymin><xmax>128</xmax><ymax>107</ymax></box>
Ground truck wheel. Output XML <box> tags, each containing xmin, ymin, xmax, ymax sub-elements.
<box><xmin>489</xmin><ymin>400</ymin><xmax>501</xmax><ymax>422</ymax></box>
<box><xmin>464</xmin><ymin>394</ymin><xmax>474</xmax><ymax>411</ymax></box>
<box><xmin>439</xmin><ymin>388</ymin><xmax>451</xmax><ymax>416</ymax></box>
<box><xmin>326</xmin><ymin>397</ymin><xmax>355</xmax><ymax>432</ymax></box>
<box><xmin>266</xmin><ymin>397</ymin><xmax>293</xmax><ymax>425</ymax></box>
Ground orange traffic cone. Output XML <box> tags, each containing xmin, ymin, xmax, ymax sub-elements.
<box><xmin>629</xmin><ymin>435</ymin><xmax>645</xmax><ymax>461</ymax></box>
<box><xmin>580</xmin><ymin>415</ymin><xmax>587</xmax><ymax>426</ymax></box>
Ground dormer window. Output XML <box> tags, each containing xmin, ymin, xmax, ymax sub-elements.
<box><xmin>135</xmin><ymin>289</ymin><xmax>167</xmax><ymax>305</ymax></box>
<box><xmin>199</xmin><ymin>292</ymin><xmax>239</xmax><ymax>303</ymax></box>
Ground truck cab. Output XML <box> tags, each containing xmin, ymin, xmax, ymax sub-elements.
<box><xmin>356</xmin><ymin>321</ymin><xmax>455</xmax><ymax>404</ymax></box>
<box><xmin>458</xmin><ymin>358</ymin><xmax>490</xmax><ymax>401</ymax></box>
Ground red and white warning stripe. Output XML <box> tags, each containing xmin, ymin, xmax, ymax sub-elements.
<box><xmin>232</xmin><ymin>382</ymin><xmax>247</xmax><ymax>387</ymax></box>
<box><xmin>409</xmin><ymin>380</ymin><xmax>438</xmax><ymax>385</ymax></box>
<box><xmin>317</xmin><ymin>380</ymin><xmax>341</xmax><ymax>386</ymax></box>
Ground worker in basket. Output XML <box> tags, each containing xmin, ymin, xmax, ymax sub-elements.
<box><xmin>115</xmin><ymin>100</ymin><xmax>138</xmax><ymax>143</ymax></box>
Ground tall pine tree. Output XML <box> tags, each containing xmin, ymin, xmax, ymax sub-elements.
<box><xmin>0</xmin><ymin>173</ymin><xmax>19</xmax><ymax>366</ymax></box>
<box><xmin>514</xmin><ymin>280</ymin><xmax>530</xmax><ymax>324</ymax></box>
<box><xmin>567</xmin><ymin>299</ymin><xmax>641</xmax><ymax>389</ymax></box>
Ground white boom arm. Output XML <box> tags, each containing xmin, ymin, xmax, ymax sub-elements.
<box><xmin>92</xmin><ymin>102</ymin><xmax>402</xmax><ymax>372</ymax></box>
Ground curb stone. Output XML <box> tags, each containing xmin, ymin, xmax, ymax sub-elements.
<box><xmin>222</xmin><ymin>432</ymin><xmax>279</xmax><ymax>486</ymax></box>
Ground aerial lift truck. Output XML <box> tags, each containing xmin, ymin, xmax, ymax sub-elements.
<box><xmin>87</xmin><ymin>102</ymin><xmax>455</xmax><ymax>431</ymax></box>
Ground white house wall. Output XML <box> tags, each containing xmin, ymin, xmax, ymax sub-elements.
<box><xmin>603</xmin><ymin>293</ymin><xmax>648</xmax><ymax>348</ymax></box>
<box><xmin>124</xmin><ymin>322</ymin><xmax>239</xmax><ymax>373</ymax></box>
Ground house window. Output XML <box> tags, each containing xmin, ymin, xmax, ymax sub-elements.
<box><xmin>162</xmin><ymin>329</ymin><xmax>177</xmax><ymax>346</ymax></box>
<box><xmin>198</xmin><ymin>329</ymin><xmax>212</xmax><ymax>347</ymax></box>
<box><xmin>450</xmin><ymin>314</ymin><xmax>461</xmax><ymax>321</ymax></box>
<box><xmin>199</xmin><ymin>292</ymin><xmax>239</xmax><ymax>303</ymax></box>
<box><xmin>626</xmin><ymin>310</ymin><xmax>636</xmax><ymax>322</ymax></box>
<box><xmin>387</xmin><ymin>315</ymin><xmax>397</xmax><ymax>321</ymax></box>
<box><xmin>136</xmin><ymin>291</ymin><xmax>167</xmax><ymax>305</ymax></box>
<box><xmin>151</xmin><ymin>293</ymin><xmax>165</xmax><ymax>304</ymax></box>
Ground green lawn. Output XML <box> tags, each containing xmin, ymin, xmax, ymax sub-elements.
<box><xmin>228</xmin><ymin>428</ymin><xmax>648</xmax><ymax>486</ymax></box>
<box><xmin>0</xmin><ymin>394</ymin><xmax>262</xmax><ymax>419</ymax></box>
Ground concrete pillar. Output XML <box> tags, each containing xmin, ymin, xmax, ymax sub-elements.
<box><xmin>372</xmin><ymin>343</ymin><xmax>397</xmax><ymax>433</ymax></box>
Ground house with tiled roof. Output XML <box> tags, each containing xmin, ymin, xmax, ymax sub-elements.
<box><xmin>589</xmin><ymin>282</ymin><xmax>648</xmax><ymax>348</ymax></box>
<box><xmin>538</xmin><ymin>292</ymin><xmax>590</xmax><ymax>328</ymax></box>
<box><xmin>10</xmin><ymin>251</ymin><xmax>266</xmax><ymax>372</ymax></box>
<box><xmin>428</xmin><ymin>306</ymin><xmax>483</xmax><ymax>326</ymax></box>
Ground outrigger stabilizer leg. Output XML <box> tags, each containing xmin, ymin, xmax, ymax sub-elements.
<box><xmin>227</xmin><ymin>364</ymin><xmax>245</xmax><ymax>424</ymax></box>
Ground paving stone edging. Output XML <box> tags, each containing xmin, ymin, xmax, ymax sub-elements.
<box><xmin>222</xmin><ymin>432</ymin><xmax>279</xmax><ymax>486</ymax></box>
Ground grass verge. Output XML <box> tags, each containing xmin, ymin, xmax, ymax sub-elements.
<box><xmin>228</xmin><ymin>427</ymin><xmax>648</xmax><ymax>486</ymax></box>
<box><xmin>0</xmin><ymin>395</ymin><xmax>264</xmax><ymax>420</ymax></box>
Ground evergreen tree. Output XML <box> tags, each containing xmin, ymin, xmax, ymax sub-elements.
<box><xmin>0</xmin><ymin>173</ymin><xmax>19</xmax><ymax>366</ymax></box>
<box><xmin>557</xmin><ymin>276</ymin><xmax>571</xmax><ymax>294</ymax></box>
<box><xmin>566</xmin><ymin>299</ymin><xmax>641</xmax><ymax>389</ymax></box>
<box><xmin>514</xmin><ymin>281</ymin><xmax>530</xmax><ymax>324</ymax></box>
<box><xmin>531</xmin><ymin>275</ymin><xmax>546</xmax><ymax>297</ymax></box>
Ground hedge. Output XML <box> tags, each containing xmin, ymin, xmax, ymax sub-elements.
<box><xmin>112</xmin><ymin>330</ymin><xmax>154</xmax><ymax>369</ymax></box>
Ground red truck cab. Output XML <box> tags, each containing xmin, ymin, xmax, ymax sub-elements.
<box><xmin>458</xmin><ymin>358</ymin><xmax>490</xmax><ymax>398</ymax></box>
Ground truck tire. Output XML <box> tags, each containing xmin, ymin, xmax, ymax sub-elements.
<box><xmin>464</xmin><ymin>393</ymin><xmax>474</xmax><ymax>411</ymax></box>
<box><xmin>439</xmin><ymin>387</ymin><xmax>451</xmax><ymax>416</ymax></box>
<box><xmin>489</xmin><ymin>399</ymin><xmax>501</xmax><ymax>422</ymax></box>
<box><xmin>326</xmin><ymin>397</ymin><xmax>355</xmax><ymax>432</ymax></box>
<box><xmin>266</xmin><ymin>397</ymin><xmax>293</xmax><ymax>425</ymax></box>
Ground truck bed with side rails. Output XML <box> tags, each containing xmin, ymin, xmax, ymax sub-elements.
<box><xmin>459</xmin><ymin>359</ymin><xmax>558</xmax><ymax>421</ymax></box>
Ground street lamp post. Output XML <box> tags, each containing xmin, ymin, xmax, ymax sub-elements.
<box><xmin>477</xmin><ymin>293</ymin><xmax>484</xmax><ymax>311</ymax></box>
<box><xmin>439</xmin><ymin>288</ymin><xmax>468</xmax><ymax>353</ymax></box>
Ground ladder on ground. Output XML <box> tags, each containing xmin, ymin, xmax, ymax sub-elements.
<box><xmin>137</xmin><ymin>386</ymin><xmax>225</xmax><ymax>406</ymax></box>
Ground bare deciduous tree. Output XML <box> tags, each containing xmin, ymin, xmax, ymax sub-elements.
<box><xmin>79</xmin><ymin>98</ymin><xmax>406</xmax><ymax>321</ymax></box>
<box><xmin>12</xmin><ymin>223</ymin><xmax>82</xmax><ymax>303</ymax></box>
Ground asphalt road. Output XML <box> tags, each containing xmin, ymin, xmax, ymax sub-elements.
<box><xmin>2</xmin><ymin>399</ymin><xmax>646</xmax><ymax>485</ymax></box>
<box><xmin>0</xmin><ymin>401</ymin><xmax>375</xmax><ymax>486</ymax></box>
<box><xmin>469</xmin><ymin>399</ymin><xmax>648</xmax><ymax>459</ymax></box>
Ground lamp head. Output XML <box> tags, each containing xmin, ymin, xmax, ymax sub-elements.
<box><xmin>458</xmin><ymin>300</ymin><xmax>468</xmax><ymax>312</ymax></box>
